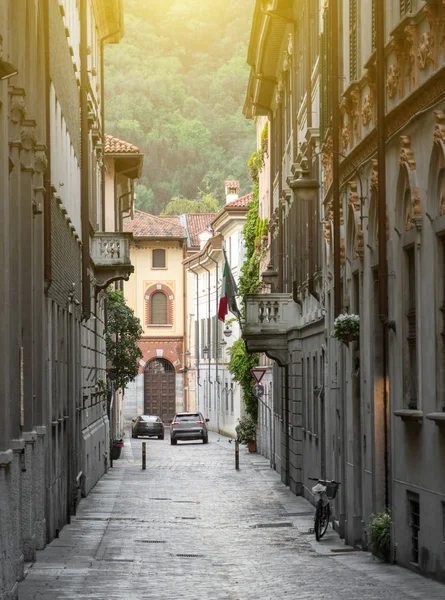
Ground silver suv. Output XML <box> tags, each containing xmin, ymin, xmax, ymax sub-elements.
<box><xmin>170</xmin><ymin>412</ymin><xmax>209</xmax><ymax>445</ymax></box>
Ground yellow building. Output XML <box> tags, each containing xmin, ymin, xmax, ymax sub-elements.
<box><xmin>123</xmin><ymin>211</ymin><xmax>215</xmax><ymax>422</ymax></box>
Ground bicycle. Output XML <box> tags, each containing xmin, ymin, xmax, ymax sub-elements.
<box><xmin>309</xmin><ymin>477</ymin><xmax>340</xmax><ymax>541</ymax></box>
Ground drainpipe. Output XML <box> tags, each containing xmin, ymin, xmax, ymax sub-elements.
<box><xmin>376</xmin><ymin>0</ymin><xmax>390</xmax><ymax>511</ymax></box>
<box><xmin>331</xmin><ymin>0</ymin><xmax>341</xmax><ymax>319</ymax></box>
<box><xmin>43</xmin><ymin>0</ymin><xmax>52</xmax><ymax>287</ymax></box>
<box><xmin>206</xmin><ymin>249</ymin><xmax>219</xmax><ymax>432</ymax></box>
<box><xmin>80</xmin><ymin>0</ymin><xmax>90</xmax><ymax>319</ymax></box>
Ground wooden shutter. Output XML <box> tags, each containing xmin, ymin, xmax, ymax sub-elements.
<box><xmin>152</xmin><ymin>249</ymin><xmax>166</xmax><ymax>268</ymax></box>
<box><xmin>151</xmin><ymin>292</ymin><xmax>167</xmax><ymax>324</ymax></box>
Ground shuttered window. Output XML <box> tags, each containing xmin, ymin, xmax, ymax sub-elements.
<box><xmin>152</xmin><ymin>249</ymin><xmax>166</xmax><ymax>268</ymax></box>
<box><xmin>151</xmin><ymin>292</ymin><xmax>167</xmax><ymax>324</ymax></box>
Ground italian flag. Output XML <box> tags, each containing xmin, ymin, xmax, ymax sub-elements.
<box><xmin>218</xmin><ymin>252</ymin><xmax>240</xmax><ymax>322</ymax></box>
<box><xmin>218</xmin><ymin>262</ymin><xmax>229</xmax><ymax>322</ymax></box>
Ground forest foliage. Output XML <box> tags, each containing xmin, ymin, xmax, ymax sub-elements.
<box><xmin>105</xmin><ymin>0</ymin><xmax>256</xmax><ymax>214</ymax></box>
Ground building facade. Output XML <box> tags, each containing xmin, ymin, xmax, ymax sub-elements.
<box><xmin>243</xmin><ymin>0</ymin><xmax>445</xmax><ymax>581</ymax></box>
<box><xmin>0</xmin><ymin>2</ymin><xmax>135</xmax><ymax>597</ymax></box>
<box><xmin>184</xmin><ymin>183</ymin><xmax>251</xmax><ymax>437</ymax></box>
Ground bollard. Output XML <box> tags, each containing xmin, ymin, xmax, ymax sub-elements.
<box><xmin>235</xmin><ymin>439</ymin><xmax>239</xmax><ymax>470</ymax></box>
<box><xmin>142</xmin><ymin>441</ymin><xmax>146</xmax><ymax>470</ymax></box>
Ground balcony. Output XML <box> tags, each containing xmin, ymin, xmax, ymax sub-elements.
<box><xmin>90</xmin><ymin>232</ymin><xmax>134</xmax><ymax>290</ymax></box>
<box><xmin>242</xmin><ymin>293</ymin><xmax>300</xmax><ymax>366</ymax></box>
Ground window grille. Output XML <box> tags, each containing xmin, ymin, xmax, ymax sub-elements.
<box><xmin>349</xmin><ymin>0</ymin><xmax>358</xmax><ymax>81</ymax></box>
<box><xmin>408</xmin><ymin>492</ymin><xmax>420</xmax><ymax>564</ymax></box>
<box><xmin>151</xmin><ymin>292</ymin><xmax>167</xmax><ymax>324</ymax></box>
<box><xmin>152</xmin><ymin>248</ymin><xmax>166</xmax><ymax>268</ymax></box>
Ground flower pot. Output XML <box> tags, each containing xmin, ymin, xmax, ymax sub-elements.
<box><xmin>342</xmin><ymin>334</ymin><xmax>359</xmax><ymax>346</ymax></box>
<box><xmin>247</xmin><ymin>440</ymin><xmax>257</xmax><ymax>453</ymax></box>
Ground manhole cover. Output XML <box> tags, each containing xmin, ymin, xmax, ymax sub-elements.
<box><xmin>135</xmin><ymin>540</ymin><xmax>166</xmax><ymax>544</ymax></box>
<box><xmin>176</xmin><ymin>554</ymin><xmax>204</xmax><ymax>558</ymax></box>
<box><xmin>254</xmin><ymin>522</ymin><xmax>294</xmax><ymax>528</ymax></box>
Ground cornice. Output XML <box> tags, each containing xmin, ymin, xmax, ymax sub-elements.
<box><xmin>91</xmin><ymin>0</ymin><xmax>124</xmax><ymax>43</ymax></box>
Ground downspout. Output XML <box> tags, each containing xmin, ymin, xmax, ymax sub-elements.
<box><xmin>331</xmin><ymin>0</ymin><xmax>341</xmax><ymax>319</ymax></box>
<box><xmin>376</xmin><ymin>0</ymin><xmax>390</xmax><ymax>511</ymax></box>
<box><xmin>44</xmin><ymin>0</ymin><xmax>52</xmax><ymax>287</ymax></box>
<box><xmin>306</xmin><ymin>2</ymin><xmax>319</xmax><ymax>302</ymax></box>
<box><xmin>206</xmin><ymin>249</ymin><xmax>219</xmax><ymax>432</ymax></box>
<box><xmin>188</xmin><ymin>264</ymin><xmax>200</xmax><ymax>412</ymax></box>
<box><xmin>80</xmin><ymin>0</ymin><xmax>91</xmax><ymax>319</ymax></box>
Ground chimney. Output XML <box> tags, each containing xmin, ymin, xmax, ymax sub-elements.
<box><xmin>224</xmin><ymin>180</ymin><xmax>240</xmax><ymax>204</ymax></box>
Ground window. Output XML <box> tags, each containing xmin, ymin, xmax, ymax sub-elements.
<box><xmin>400</xmin><ymin>0</ymin><xmax>412</xmax><ymax>18</ymax></box>
<box><xmin>151</xmin><ymin>292</ymin><xmax>167</xmax><ymax>324</ymax></box>
<box><xmin>152</xmin><ymin>248</ymin><xmax>166</xmax><ymax>269</ymax></box>
<box><xmin>405</xmin><ymin>246</ymin><xmax>418</xmax><ymax>409</ymax></box>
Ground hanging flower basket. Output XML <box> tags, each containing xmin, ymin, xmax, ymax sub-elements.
<box><xmin>331</xmin><ymin>314</ymin><xmax>360</xmax><ymax>345</ymax></box>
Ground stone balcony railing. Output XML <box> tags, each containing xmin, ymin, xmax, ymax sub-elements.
<box><xmin>90</xmin><ymin>232</ymin><xmax>134</xmax><ymax>290</ymax></box>
<box><xmin>242</xmin><ymin>293</ymin><xmax>300</xmax><ymax>366</ymax></box>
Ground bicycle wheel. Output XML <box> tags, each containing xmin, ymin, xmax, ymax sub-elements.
<box><xmin>318</xmin><ymin>504</ymin><xmax>330</xmax><ymax>539</ymax></box>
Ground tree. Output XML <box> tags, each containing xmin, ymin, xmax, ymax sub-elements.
<box><xmin>161</xmin><ymin>192</ymin><xmax>221</xmax><ymax>215</ymax></box>
<box><xmin>105</xmin><ymin>288</ymin><xmax>143</xmax><ymax>390</ymax></box>
<box><xmin>104</xmin><ymin>0</ymin><xmax>256</xmax><ymax>214</ymax></box>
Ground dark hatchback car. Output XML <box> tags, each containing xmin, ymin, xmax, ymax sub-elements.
<box><xmin>170</xmin><ymin>412</ymin><xmax>209</xmax><ymax>445</ymax></box>
<box><xmin>132</xmin><ymin>415</ymin><xmax>164</xmax><ymax>439</ymax></box>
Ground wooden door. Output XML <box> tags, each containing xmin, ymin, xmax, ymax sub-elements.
<box><xmin>144</xmin><ymin>359</ymin><xmax>176</xmax><ymax>423</ymax></box>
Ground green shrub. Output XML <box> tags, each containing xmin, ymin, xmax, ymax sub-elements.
<box><xmin>368</xmin><ymin>511</ymin><xmax>392</xmax><ymax>562</ymax></box>
<box><xmin>236</xmin><ymin>414</ymin><xmax>257</xmax><ymax>444</ymax></box>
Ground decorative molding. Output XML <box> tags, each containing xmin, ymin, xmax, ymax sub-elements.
<box><xmin>361</xmin><ymin>94</ymin><xmax>372</xmax><ymax>125</ymax></box>
<box><xmin>321</xmin><ymin>136</ymin><xmax>333</xmax><ymax>191</ymax></box>
<box><xmin>387</xmin><ymin>62</ymin><xmax>400</xmax><ymax>99</ymax></box>
<box><xmin>418</xmin><ymin>31</ymin><xmax>434</xmax><ymax>70</ymax></box>
<box><xmin>9</xmin><ymin>88</ymin><xmax>26</xmax><ymax>125</ymax></box>
<box><xmin>399</xmin><ymin>135</ymin><xmax>416</xmax><ymax>170</ymax></box>
<box><xmin>370</xmin><ymin>159</ymin><xmax>378</xmax><ymax>194</ymax></box>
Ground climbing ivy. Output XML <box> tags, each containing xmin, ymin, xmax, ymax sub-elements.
<box><xmin>227</xmin><ymin>338</ymin><xmax>259</xmax><ymax>421</ymax></box>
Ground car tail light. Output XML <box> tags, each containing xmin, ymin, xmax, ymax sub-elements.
<box><xmin>171</xmin><ymin>420</ymin><xmax>180</xmax><ymax>425</ymax></box>
<box><xmin>195</xmin><ymin>420</ymin><xmax>204</xmax><ymax>424</ymax></box>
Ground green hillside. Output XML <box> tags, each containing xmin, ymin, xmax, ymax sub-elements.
<box><xmin>105</xmin><ymin>0</ymin><xmax>256</xmax><ymax>214</ymax></box>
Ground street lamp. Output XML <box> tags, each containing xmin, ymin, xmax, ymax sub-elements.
<box><xmin>223</xmin><ymin>324</ymin><xmax>232</xmax><ymax>338</ymax></box>
<box><xmin>219</xmin><ymin>339</ymin><xmax>227</xmax><ymax>347</ymax></box>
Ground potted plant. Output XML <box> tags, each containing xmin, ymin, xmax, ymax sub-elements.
<box><xmin>331</xmin><ymin>313</ymin><xmax>360</xmax><ymax>345</ymax></box>
<box><xmin>368</xmin><ymin>510</ymin><xmax>392</xmax><ymax>562</ymax></box>
<box><xmin>236</xmin><ymin>415</ymin><xmax>257</xmax><ymax>453</ymax></box>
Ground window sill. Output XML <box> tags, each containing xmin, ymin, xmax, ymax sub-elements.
<box><xmin>425</xmin><ymin>412</ymin><xmax>445</xmax><ymax>425</ymax></box>
<box><xmin>393</xmin><ymin>409</ymin><xmax>424</xmax><ymax>423</ymax></box>
<box><xmin>151</xmin><ymin>267</ymin><xmax>167</xmax><ymax>270</ymax></box>
<box><xmin>146</xmin><ymin>324</ymin><xmax>172</xmax><ymax>328</ymax></box>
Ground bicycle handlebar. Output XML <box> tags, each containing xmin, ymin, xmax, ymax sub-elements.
<box><xmin>308</xmin><ymin>477</ymin><xmax>341</xmax><ymax>485</ymax></box>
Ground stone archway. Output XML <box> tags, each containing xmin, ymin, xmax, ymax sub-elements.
<box><xmin>144</xmin><ymin>358</ymin><xmax>176</xmax><ymax>423</ymax></box>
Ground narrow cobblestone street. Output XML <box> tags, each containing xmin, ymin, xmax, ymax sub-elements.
<box><xmin>18</xmin><ymin>432</ymin><xmax>445</xmax><ymax>600</ymax></box>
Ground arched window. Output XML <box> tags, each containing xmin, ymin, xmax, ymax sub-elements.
<box><xmin>151</xmin><ymin>292</ymin><xmax>167</xmax><ymax>324</ymax></box>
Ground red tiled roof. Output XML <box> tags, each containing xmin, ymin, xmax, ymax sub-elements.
<box><xmin>225</xmin><ymin>192</ymin><xmax>253</xmax><ymax>208</ymax></box>
<box><xmin>185</xmin><ymin>213</ymin><xmax>216</xmax><ymax>247</ymax></box>
<box><xmin>124</xmin><ymin>211</ymin><xmax>185</xmax><ymax>238</ymax></box>
<box><xmin>104</xmin><ymin>134</ymin><xmax>140</xmax><ymax>154</ymax></box>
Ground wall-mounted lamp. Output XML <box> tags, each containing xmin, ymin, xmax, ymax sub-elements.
<box><xmin>0</xmin><ymin>58</ymin><xmax>18</xmax><ymax>81</ymax></box>
<box><xmin>223</xmin><ymin>324</ymin><xmax>232</xmax><ymax>338</ymax></box>
<box><xmin>219</xmin><ymin>339</ymin><xmax>227</xmax><ymax>347</ymax></box>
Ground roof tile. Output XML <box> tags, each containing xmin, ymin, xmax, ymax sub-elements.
<box><xmin>185</xmin><ymin>213</ymin><xmax>216</xmax><ymax>247</ymax></box>
<box><xmin>124</xmin><ymin>211</ymin><xmax>185</xmax><ymax>238</ymax></box>
<box><xmin>105</xmin><ymin>134</ymin><xmax>140</xmax><ymax>154</ymax></box>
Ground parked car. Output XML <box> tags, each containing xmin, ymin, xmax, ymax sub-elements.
<box><xmin>132</xmin><ymin>415</ymin><xmax>164</xmax><ymax>439</ymax></box>
<box><xmin>170</xmin><ymin>412</ymin><xmax>209</xmax><ymax>445</ymax></box>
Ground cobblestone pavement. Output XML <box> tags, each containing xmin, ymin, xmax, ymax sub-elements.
<box><xmin>18</xmin><ymin>430</ymin><xmax>445</xmax><ymax>600</ymax></box>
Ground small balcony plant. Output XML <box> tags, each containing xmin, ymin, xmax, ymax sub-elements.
<box><xmin>331</xmin><ymin>313</ymin><xmax>360</xmax><ymax>345</ymax></box>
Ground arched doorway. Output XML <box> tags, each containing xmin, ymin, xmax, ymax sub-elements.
<box><xmin>144</xmin><ymin>358</ymin><xmax>176</xmax><ymax>423</ymax></box>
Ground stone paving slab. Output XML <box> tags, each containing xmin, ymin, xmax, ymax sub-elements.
<box><xmin>18</xmin><ymin>430</ymin><xmax>445</xmax><ymax>600</ymax></box>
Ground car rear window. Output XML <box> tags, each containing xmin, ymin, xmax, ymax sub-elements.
<box><xmin>175</xmin><ymin>414</ymin><xmax>201</xmax><ymax>422</ymax></box>
<box><xmin>141</xmin><ymin>416</ymin><xmax>160</xmax><ymax>422</ymax></box>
